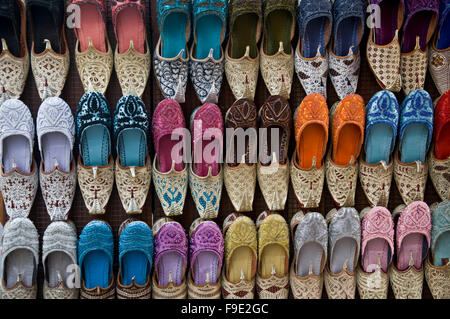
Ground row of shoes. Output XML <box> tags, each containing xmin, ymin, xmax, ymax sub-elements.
<box><xmin>1</xmin><ymin>201</ymin><xmax>448</xmax><ymax>299</ymax></box>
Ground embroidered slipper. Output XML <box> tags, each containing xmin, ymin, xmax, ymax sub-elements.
<box><xmin>113</xmin><ymin>95</ymin><xmax>151</xmax><ymax>214</ymax></box>
<box><xmin>291</xmin><ymin>93</ymin><xmax>328</xmax><ymax>208</ymax></box>
<box><xmin>400</xmin><ymin>0</ymin><xmax>439</xmax><ymax>95</ymax></box>
<box><xmin>42</xmin><ymin>221</ymin><xmax>78</xmax><ymax>299</ymax></box>
<box><xmin>224</xmin><ymin>98</ymin><xmax>257</xmax><ymax>212</ymax></box>
<box><xmin>366</xmin><ymin>0</ymin><xmax>404</xmax><ymax>92</ymax></box>
<box><xmin>260</xmin><ymin>0</ymin><xmax>295</xmax><ymax>98</ymax></box>
<box><xmin>78</xmin><ymin>220</ymin><xmax>115</xmax><ymax>299</ymax></box>
<box><xmin>326</xmin><ymin>94</ymin><xmax>365</xmax><ymax>207</ymax></box>
<box><xmin>225</xmin><ymin>0</ymin><xmax>262</xmax><ymax>100</ymax></box>
<box><xmin>324</xmin><ymin>207</ymin><xmax>360</xmax><ymax>299</ymax></box>
<box><xmin>116</xmin><ymin>219</ymin><xmax>153</xmax><ymax>299</ymax></box>
<box><xmin>257</xmin><ymin>96</ymin><xmax>291</xmax><ymax>211</ymax></box>
<box><xmin>187</xmin><ymin>218</ymin><xmax>224</xmax><ymax>299</ymax></box>
<box><xmin>152</xmin><ymin>99</ymin><xmax>188</xmax><ymax>216</ymax></box>
<box><xmin>295</xmin><ymin>0</ymin><xmax>332</xmax><ymax>99</ymax></box>
<box><xmin>290</xmin><ymin>211</ymin><xmax>327</xmax><ymax>299</ymax></box>
<box><xmin>152</xmin><ymin>218</ymin><xmax>188</xmax><ymax>299</ymax></box>
<box><xmin>154</xmin><ymin>0</ymin><xmax>190</xmax><ymax>102</ymax></box>
<box><xmin>72</xmin><ymin>0</ymin><xmax>113</xmax><ymax>94</ymax></box>
<box><xmin>359</xmin><ymin>91</ymin><xmax>399</xmax><ymax>207</ymax></box>
<box><xmin>222</xmin><ymin>213</ymin><xmax>257</xmax><ymax>299</ymax></box>
<box><xmin>0</xmin><ymin>0</ymin><xmax>29</xmax><ymax>102</ymax></box>
<box><xmin>329</xmin><ymin>0</ymin><xmax>365</xmax><ymax>99</ymax></box>
<box><xmin>37</xmin><ymin>97</ymin><xmax>76</xmax><ymax>221</ymax></box>
<box><xmin>189</xmin><ymin>103</ymin><xmax>223</xmax><ymax>219</ymax></box>
<box><xmin>0</xmin><ymin>218</ymin><xmax>38</xmax><ymax>299</ymax></box>
<box><xmin>0</xmin><ymin>99</ymin><xmax>38</xmax><ymax>219</ymax></box>
<box><xmin>356</xmin><ymin>207</ymin><xmax>394</xmax><ymax>299</ymax></box>
<box><xmin>394</xmin><ymin>89</ymin><xmax>433</xmax><ymax>205</ymax></box>
<box><xmin>390</xmin><ymin>201</ymin><xmax>431</xmax><ymax>299</ymax></box>
<box><xmin>425</xmin><ymin>201</ymin><xmax>450</xmax><ymax>299</ymax></box>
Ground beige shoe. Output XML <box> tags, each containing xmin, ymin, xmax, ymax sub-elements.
<box><xmin>400</xmin><ymin>38</ymin><xmax>429</xmax><ymax>95</ymax></box>
<box><xmin>429</xmin><ymin>149</ymin><xmax>450</xmax><ymax>201</ymax></box>
<box><xmin>224</xmin><ymin>163</ymin><xmax>256</xmax><ymax>212</ymax></box>
<box><xmin>424</xmin><ymin>255</ymin><xmax>450</xmax><ymax>299</ymax></box>
<box><xmin>359</xmin><ymin>155</ymin><xmax>393</xmax><ymax>207</ymax></box>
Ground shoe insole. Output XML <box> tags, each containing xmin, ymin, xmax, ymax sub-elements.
<box><xmin>435</xmin><ymin>122</ymin><xmax>450</xmax><ymax>160</ymax></box>
<box><xmin>374</xmin><ymin>0</ymin><xmax>399</xmax><ymax>45</ymax></box>
<box><xmin>45</xmin><ymin>251</ymin><xmax>73</xmax><ymax>288</ymax></box>
<box><xmin>230</xmin><ymin>13</ymin><xmax>258</xmax><ymax>59</ymax></box>
<box><xmin>261</xmin><ymin>244</ymin><xmax>285</xmax><ymax>277</ymax></box>
<box><xmin>30</xmin><ymin>6</ymin><xmax>60</xmax><ymax>54</ymax></box>
<box><xmin>433</xmin><ymin>231</ymin><xmax>450</xmax><ymax>266</ymax></box>
<box><xmin>436</xmin><ymin>13</ymin><xmax>450</xmax><ymax>50</ymax></box>
<box><xmin>366</xmin><ymin>123</ymin><xmax>393</xmax><ymax>164</ymax></box>
<box><xmin>82</xmin><ymin>250</ymin><xmax>110</xmax><ymax>289</ymax></box>
<box><xmin>229</xmin><ymin>246</ymin><xmax>253</xmax><ymax>282</ymax></box>
<box><xmin>121</xmin><ymin>251</ymin><xmax>149</xmax><ymax>286</ymax></box>
<box><xmin>117</xmin><ymin>7</ymin><xmax>145</xmax><ymax>54</ymax></box>
<box><xmin>400</xmin><ymin>123</ymin><xmax>429</xmax><ymax>164</ymax></box>
<box><xmin>5</xmin><ymin>249</ymin><xmax>35</xmax><ymax>288</ymax></box>
<box><xmin>0</xmin><ymin>17</ymin><xmax>20</xmax><ymax>57</ymax></box>
<box><xmin>297</xmin><ymin>242</ymin><xmax>323</xmax><ymax>277</ymax></box>
<box><xmin>193</xmin><ymin>251</ymin><xmax>219</xmax><ymax>285</ymax></box>
<box><xmin>81</xmin><ymin>125</ymin><xmax>110</xmax><ymax>167</ymax></box>
<box><xmin>157</xmin><ymin>251</ymin><xmax>183</xmax><ymax>286</ymax></box>
<box><xmin>158</xmin><ymin>134</ymin><xmax>183</xmax><ymax>173</ymax></box>
<box><xmin>265</xmin><ymin>10</ymin><xmax>292</xmax><ymax>56</ymax></box>
<box><xmin>196</xmin><ymin>15</ymin><xmax>222</xmax><ymax>60</ymax></box>
<box><xmin>298</xmin><ymin>123</ymin><xmax>325</xmax><ymax>169</ymax></box>
<box><xmin>118</xmin><ymin>130</ymin><xmax>146</xmax><ymax>168</ymax></box>
<box><xmin>161</xmin><ymin>12</ymin><xmax>187</xmax><ymax>59</ymax></box>
<box><xmin>41</xmin><ymin>132</ymin><xmax>71</xmax><ymax>173</ymax></box>
<box><xmin>335</xmin><ymin>17</ymin><xmax>360</xmax><ymax>56</ymax></box>
<box><xmin>2</xmin><ymin>135</ymin><xmax>31</xmax><ymax>174</ymax></box>
<box><xmin>330</xmin><ymin>237</ymin><xmax>357</xmax><ymax>274</ymax></box>
<box><xmin>303</xmin><ymin>17</ymin><xmax>327</xmax><ymax>58</ymax></box>
<box><xmin>334</xmin><ymin>124</ymin><xmax>361</xmax><ymax>166</ymax></box>
<box><xmin>76</xmin><ymin>3</ymin><xmax>106</xmax><ymax>52</ymax></box>
<box><xmin>397</xmin><ymin>233</ymin><xmax>424</xmax><ymax>270</ymax></box>
<box><xmin>362</xmin><ymin>238</ymin><xmax>390</xmax><ymax>273</ymax></box>
<box><xmin>401</xmin><ymin>11</ymin><xmax>433</xmax><ymax>53</ymax></box>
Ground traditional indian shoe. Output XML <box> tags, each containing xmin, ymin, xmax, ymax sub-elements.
<box><xmin>400</xmin><ymin>0</ymin><xmax>439</xmax><ymax>95</ymax></box>
<box><xmin>429</xmin><ymin>90</ymin><xmax>450</xmax><ymax>201</ymax></box>
<box><xmin>37</xmin><ymin>97</ymin><xmax>76</xmax><ymax>221</ymax></box>
<box><xmin>116</xmin><ymin>219</ymin><xmax>153</xmax><ymax>299</ymax></box>
<box><xmin>257</xmin><ymin>96</ymin><xmax>291</xmax><ymax>211</ymax></box>
<box><xmin>290</xmin><ymin>211</ymin><xmax>327</xmax><ymax>299</ymax></box>
<box><xmin>390</xmin><ymin>201</ymin><xmax>431</xmax><ymax>299</ymax></box>
<box><xmin>328</xmin><ymin>0</ymin><xmax>365</xmax><ymax>99</ymax></box>
<box><xmin>260</xmin><ymin>0</ymin><xmax>295</xmax><ymax>98</ymax></box>
<box><xmin>359</xmin><ymin>91</ymin><xmax>399</xmax><ymax>207</ymax></box>
<box><xmin>152</xmin><ymin>218</ymin><xmax>188</xmax><ymax>299</ymax></box>
<box><xmin>72</xmin><ymin>0</ymin><xmax>113</xmax><ymax>94</ymax></box>
<box><xmin>291</xmin><ymin>93</ymin><xmax>328</xmax><ymax>208</ymax></box>
<box><xmin>255</xmin><ymin>212</ymin><xmax>289</xmax><ymax>299</ymax></box>
<box><xmin>190</xmin><ymin>0</ymin><xmax>228</xmax><ymax>103</ymax></box>
<box><xmin>225</xmin><ymin>0</ymin><xmax>262</xmax><ymax>100</ymax></box>
<box><xmin>189</xmin><ymin>103</ymin><xmax>223</xmax><ymax>219</ymax></box>
<box><xmin>425</xmin><ymin>200</ymin><xmax>450</xmax><ymax>299</ymax></box>
<box><xmin>78</xmin><ymin>220</ymin><xmax>115</xmax><ymax>299</ymax></box>
<box><xmin>28</xmin><ymin>0</ymin><xmax>69</xmax><ymax>100</ymax></box>
<box><xmin>326</xmin><ymin>94</ymin><xmax>365</xmax><ymax>207</ymax></box>
<box><xmin>113</xmin><ymin>95</ymin><xmax>151</xmax><ymax>214</ymax></box>
<box><xmin>356</xmin><ymin>207</ymin><xmax>394</xmax><ymax>299</ymax></box>
<box><xmin>324</xmin><ymin>207</ymin><xmax>360</xmax><ymax>299</ymax></box>
<box><xmin>154</xmin><ymin>0</ymin><xmax>190</xmax><ymax>103</ymax></box>
<box><xmin>0</xmin><ymin>0</ymin><xmax>29</xmax><ymax>103</ymax></box>
<box><xmin>0</xmin><ymin>99</ymin><xmax>38</xmax><ymax>219</ymax></box>
<box><xmin>76</xmin><ymin>92</ymin><xmax>114</xmax><ymax>214</ymax></box>
<box><xmin>187</xmin><ymin>218</ymin><xmax>224</xmax><ymax>299</ymax></box>
<box><xmin>366</xmin><ymin>0</ymin><xmax>404</xmax><ymax>92</ymax></box>
<box><xmin>394</xmin><ymin>89</ymin><xmax>433</xmax><ymax>205</ymax></box>
<box><xmin>152</xmin><ymin>99</ymin><xmax>188</xmax><ymax>217</ymax></box>
<box><xmin>42</xmin><ymin>221</ymin><xmax>79</xmax><ymax>299</ymax></box>
<box><xmin>224</xmin><ymin>98</ymin><xmax>257</xmax><ymax>212</ymax></box>
<box><xmin>222</xmin><ymin>213</ymin><xmax>257</xmax><ymax>299</ymax></box>
<box><xmin>295</xmin><ymin>0</ymin><xmax>332</xmax><ymax>99</ymax></box>
<box><xmin>429</xmin><ymin>0</ymin><xmax>450</xmax><ymax>95</ymax></box>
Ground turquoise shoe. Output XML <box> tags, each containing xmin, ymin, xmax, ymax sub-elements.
<box><xmin>431</xmin><ymin>200</ymin><xmax>450</xmax><ymax>267</ymax></box>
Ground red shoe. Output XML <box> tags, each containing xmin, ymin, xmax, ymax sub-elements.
<box><xmin>433</xmin><ymin>90</ymin><xmax>450</xmax><ymax>160</ymax></box>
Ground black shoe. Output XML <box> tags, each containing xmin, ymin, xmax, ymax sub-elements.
<box><xmin>0</xmin><ymin>0</ymin><xmax>22</xmax><ymax>57</ymax></box>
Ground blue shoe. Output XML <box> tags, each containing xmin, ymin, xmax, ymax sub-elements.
<box><xmin>431</xmin><ymin>200</ymin><xmax>450</xmax><ymax>266</ymax></box>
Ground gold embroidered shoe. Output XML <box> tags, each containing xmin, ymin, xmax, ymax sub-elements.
<box><xmin>222</xmin><ymin>213</ymin><xmax>257</xmax><ymax>299</ymax></box>
<box><xmin>429</xmin><ymin>44</ymin><xmax>450</xmax><ymax>95</ymax></box>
